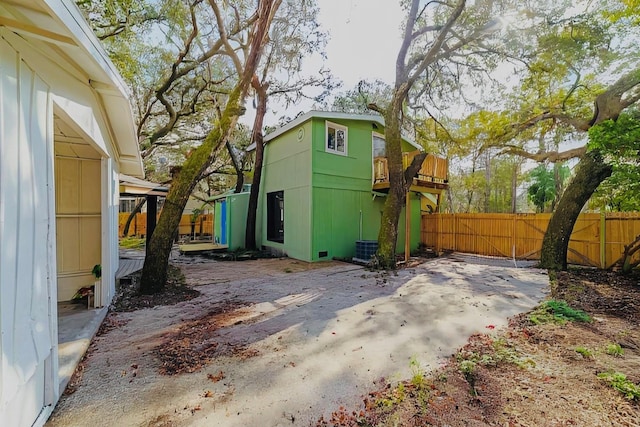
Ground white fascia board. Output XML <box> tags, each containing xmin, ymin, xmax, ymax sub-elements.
<box><xmin>42</xmin><ymin>0</ymin><xmax>129</xmax><ymax>97</ymax></box>
<box><xmin>263</xmin><ymin>111</ymin><xmax>384</xmax><ymax>142</ymax></box>
<box><xmin>42</xmin><ymin>0</ymin><xmax>144</xmax><ymax>177</ymax></box>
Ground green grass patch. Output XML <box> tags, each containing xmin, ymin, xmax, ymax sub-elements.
<box><xmin>605</xmin><ymin>343</ymin><xmax>624</xmax><ymax>357</ymax></box>
<box><xmin>528</xmin><ymin>300</ymin><xmax>592</xmax><ymax>325</ymax></box>
<box><xmin>574</xmin><ymin>346</ymin><xmax>594</xmax><ymax>359</ymax></box>
<box><xmin>119</xmin><ymin>237</ymin><xmax>145</xmax><ymax>249</ymax></box>
<box><xmin>598</xmin><ymin>372</ymin><xmax>640</xmax><ymax>400</ymax></box>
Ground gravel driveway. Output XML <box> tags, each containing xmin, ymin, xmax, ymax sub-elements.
<box><xmin>47</xmin><ymin>254</ymin><xmax>548</xmax><ymax>427</ymax></box>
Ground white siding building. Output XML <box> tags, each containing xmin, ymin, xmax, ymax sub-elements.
<box><xmin>0</xmin><ymin>0</ymin><xmax>143</xmax><ymax>425</ymax></box>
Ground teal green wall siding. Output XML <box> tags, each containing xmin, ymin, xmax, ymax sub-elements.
<box><xmin>311</xmin><ymin>189</ymin><xmax>420</xmax><ymax>261</ymax></box>
<box><xmin>214</xmin><ymin>201</ymin><xmax>223</xmax><ymax>244</ymax></box>
<box><xmin>308</xmin><ymin>117</ymin><xmax>422</xmax><ymax>261</ymax></box>
<box><xmin>227</xmin><ymin>192</ymin><xmax>249</xmax><ymax>250</ymax></box>
<box><xmin>311</xmin><ymin>118</ymin><xmax>375</xmax><ymax>191</ymax></box>
<box><xmin>311</xmin><ymin>189</ymin><xmax>377</xmax><ymax>260</ymax></box>
<box><xmin>260</xmin><ymin>121</ymin><xmax>313</xmax><ymax>261</ymax></box>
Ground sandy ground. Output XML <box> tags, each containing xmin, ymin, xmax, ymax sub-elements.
<box><xmin>47</xmin><ymin>254</ymin><xmax>548</xmax><ymax>427</ymax></box>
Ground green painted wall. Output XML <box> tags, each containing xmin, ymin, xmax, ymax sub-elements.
<box><xmin>227</xmin><ymin>192</ymin><xmax>249</xmax><ymax>250</ymax></box>
<box><xmin>260</xmin><ymin>115</ymin><xmax>423</xmax><ymax>262</ymax></box>
<box><xmin>311</xmin><ymin>189</ymin><xmax>421</xmax><ymax>261</ymax></box>
<box><xmin>308</xmin><ymin>117</ymin><xmax>421</xmax><ymax>261</ymax></box>
<box><xmin>260</xmin><ymin>120</ymin><xmax>313</xmax><ymax>261</ymax></box>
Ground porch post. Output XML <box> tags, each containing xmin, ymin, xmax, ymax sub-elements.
<box><xmin>405</xmin><ymin>191</ymin><xmax>411</xmax><ymax>263</ymax></box>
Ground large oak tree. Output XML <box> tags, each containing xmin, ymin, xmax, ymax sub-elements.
<box><xmin>140</xmin><ymin>0</ymin><xmax>282</xmax><ymax>293</ymax></box>
<box><xmin>370</xmin><ymin>0</ymin><xmax>518</xmax><ymax>268</ymax></box>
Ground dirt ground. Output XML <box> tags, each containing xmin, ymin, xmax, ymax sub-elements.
<box><xmin>46</xmin><ymin>252</ymin><xmax>640</xmax><ymax>426</ymax></box>
<box><xmin>316</xmin><ymin>269</ymin><xmax>640</xmax><ymax>426</ymax></box>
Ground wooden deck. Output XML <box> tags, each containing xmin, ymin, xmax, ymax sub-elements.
<box><xmin>178</xmin><ymin>242</ymin><xmax>228</xmax><ymax>253</ymax></box>
<box><xmin>372</xmin><ymin>179</ymin><xmax>448</xmax><ymax>192</ymax></box>
<box><xmin>116</xmin><ymin>259</ymin><xmax>144</xmax><ymax>279</ymax></box>
<box><xmin>373</xmin><ymin>152</ymin><xmax>449</xmax><ymax>193</ymax></box>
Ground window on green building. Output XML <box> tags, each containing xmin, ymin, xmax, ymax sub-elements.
<box><xmin>267</xmin><ymin>191</ymin><xmax>284</xmax><ymax>243</ymax></box>
<box><xmin>372</xmin><ymin>132</ymin><xmax>386</xmax><ymax>157</ymax></box>
<box><xmin>326</xmin><ymin>121</ymin><xmax>347</xmax><ymax>155</ymax></box>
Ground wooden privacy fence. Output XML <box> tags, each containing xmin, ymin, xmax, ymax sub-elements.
<box><xmin>119</xmin><ymin>213</ymin><xmax>214</xmax><ymax>238</ymax></box>
<box><xmin>421</xmin><ymin>212</ymin><xmax>640</xmax><ymax>269</ymax></box>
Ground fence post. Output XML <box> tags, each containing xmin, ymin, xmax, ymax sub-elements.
<box><xmin>512</xmin><ymin>214</ymin><xmax>517</xmax><ymax>260</ymax></box>
<box><xmin>600</xmin><ymin>210</ymin><xmax>606</xmax><ymax>268</ymax></box>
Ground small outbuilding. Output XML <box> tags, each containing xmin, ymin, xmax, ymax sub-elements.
<box><xmin>0</xmin><ymin>0</ymin><xmax>143</xmax><ymax>425</ymax></box>
<box><xmin>252</xmin><ymin>111</ymin><xmax>448</xmax><ymax>262</ymax></box>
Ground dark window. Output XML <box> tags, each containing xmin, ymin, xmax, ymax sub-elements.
<box><xmin>267</xmin><ymin>191</ymin><xmax>284</xmax><ymax>243</ymax></box>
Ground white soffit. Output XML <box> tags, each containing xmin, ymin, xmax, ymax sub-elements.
<box><xmin>0</xmin><ymin>0</ymin><xmax>144</xmax><ymax>177</ymax></box>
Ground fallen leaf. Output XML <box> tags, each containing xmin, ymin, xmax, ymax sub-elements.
<box><xmin>207</xmin><ymin>371</ymin><xmax>225</xmax><ymax>382</ymax></box>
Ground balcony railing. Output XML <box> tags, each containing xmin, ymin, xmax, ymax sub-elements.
<box><xmin>373</xmin><ymin>151</ymin><xmax>448</xmax><ymax>191</ymax></box>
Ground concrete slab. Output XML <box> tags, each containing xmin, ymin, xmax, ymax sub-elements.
<box><xmin>57</xmin><ymin>302</ymin><xmax>108</xmax><ymax>395</ymax></box>
<box><xmin>47</xmin><ymin>253</ymin><xmax>549</xmax><ymax>427</ymax></box>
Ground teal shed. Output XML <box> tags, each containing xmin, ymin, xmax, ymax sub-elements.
<box><xmin>211</xmin><ymin>185</ymin><xmax>251</xmax><ymax>250</ymax></box>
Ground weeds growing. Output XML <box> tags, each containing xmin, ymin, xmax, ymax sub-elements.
<box><xmin>598</xmin><ymin>372</ymin><xmax>640</xmax><ymax>400</ymax></box>
<box><xmin>528</xmin><ymin>300</ymin><xmax>592</xmax><ymax>325</ymax></box>
<box><xmin>574</xmin><ymin>346</ymin><xmax>594</xmax><ymax>359</ymax></box>
<box><xmin>604</xmin><ymin>343</ymin><xmax>624</xmax><ymax>357</ymax></box>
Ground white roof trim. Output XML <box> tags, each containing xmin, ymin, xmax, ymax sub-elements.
<box><xmin>261</xmin><ymin>110</ymin><xmax>423</xmax><ymax>151</ymax></box>
<box><xmin>18</xmin><ymin>0</ymin><xmax>144</xmax><ymax>177</ymax></box>
<box><xmin>44</xmin><ymin>0</ymin><xmax>131</xmax><ymax>97</ymax></box>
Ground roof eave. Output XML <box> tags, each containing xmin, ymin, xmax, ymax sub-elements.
<box><xmin>262</xmin><ymin>110</ymin><xmax>423</xmax><ymax>151</ymax></box>
<box><xmin>42</xmin><ymin>0</ymin><xmax>144</xmax><ymax>176</ymax></box>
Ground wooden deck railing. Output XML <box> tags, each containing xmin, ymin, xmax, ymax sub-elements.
<box><xmin>373</xmin><ymin>152</ymin><xmax>448</xmax><ymax>187</ymax></box>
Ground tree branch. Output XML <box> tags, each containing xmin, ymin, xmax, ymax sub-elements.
<box><xmin>497</xmin><ymin>145</ymin><xmax>586</xmax><ymax>162</ymax></box>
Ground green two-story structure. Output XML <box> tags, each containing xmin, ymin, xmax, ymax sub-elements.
<box><xmin>252</xmin><ymin>111</ymin><xmax>448</xmax><ymax>262</ymax></box>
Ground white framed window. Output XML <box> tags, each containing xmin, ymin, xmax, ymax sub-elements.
<box><xmin>372</xmin><ymin>132</ymin><xmax>386</xmax><ymax>158</ymax></box>
<box><xmin>325</xmin><ymin>121</ymin><xmax>348</xmax><ymax>155</ymax></box>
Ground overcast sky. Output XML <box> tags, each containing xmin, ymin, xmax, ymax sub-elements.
<box><xmin>242</xmin><ymin>0</ymin><xmax>405</xmax><ymax>126</ymax></box>
<box><xmin>317</xmin><ymin>0</ymin><xmax>404</xmax><ymax>89</ymax></box>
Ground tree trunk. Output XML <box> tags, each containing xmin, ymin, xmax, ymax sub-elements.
<box><xmin>140</xmin><ymin>95</ymin><xmax>244</xmax><ymax>293</ymax></box>
<box><xmin>226</xmin><ymin>140</ymin><xmax>245</xmax><ymax>194</ymax></box>
<box><xmin>376</xmin><ymin>102</ymin><xmax>405</xmax><ymax>268</ymax></box>
<box><xmin>539</xmin><ymin>151</ymin><xmax>612</xmax><ymax>270</ymax></box>
<box><xmin>376</xmin><ymin>98</ymin><xmax>426</xmax><ymax>269</ymax></box>
<box><xmin>511</xmin><ymin>163</ymin><xmax>518</xmax><ymax>213</ymax></box>
<box><xmin>122</xmin><ymin>197</ymin><xmax>146</xmax><ymax>237</ymax></box>
<box><xmin>620</xmin><ymin>234</ymin><xmax>640</xmax><ymax>274</ymax></box>
<box><xmin>139</xmin><ymin>0</ymin><xmax>279</xmax><ymax>294</ymax></box>
<box><xmin>484</xmin><ymin>151</ymin><xmax>491</xmax><ymax>213</ymax></box>
<box><xmin>245</xmin><ymin>77</ymin><xmax>268</xmax><ymax>250</ymax></box>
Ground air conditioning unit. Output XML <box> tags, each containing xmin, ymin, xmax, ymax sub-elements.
<box><xmin>353</xmin><ymin>240</ymin><xmax>378</xmax><ymax>263</ymax></box>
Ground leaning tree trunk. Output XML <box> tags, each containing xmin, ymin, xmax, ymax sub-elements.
<box><xmin>226</xmin><ymin>140</ymin><xmax>245</xmax><ymax>194</ymax></box>
<box><xmin>244</xmin><ymin>77</ymin><xmax>268</xmax><ymax>250</ymax></box>
<box><xmin>140</xmin><ymin>92</ymin><xmax>246</xmax><ymax>293</ymax></box>
<box><xmin>540</xmin><ymin>151</ymin><xmax>612</xmax><ymax>270</ymax></box>
<box><xmin>122</xmin><ymin>197</ymin><xmax>146</xmax><ymax>237</ymax></box>
<box><xmin>376</xmin><ymin>106</ymin><xmax>406</xmax><ymax>269</ymax></box>
<box><xmin>139</xmin><ymin>0</ymin><xmax>279</xmax><ymax>293</ymax></box>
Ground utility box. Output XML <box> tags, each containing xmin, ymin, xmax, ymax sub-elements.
<box><xmin>353</xmin><ymin>240</ymin><xmax>378</xmax><ymax>263</ymax></box>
